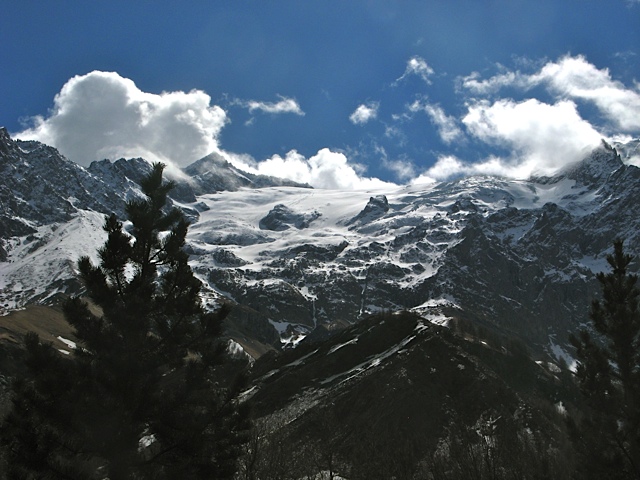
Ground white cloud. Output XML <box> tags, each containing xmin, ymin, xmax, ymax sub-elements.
<box><xmin>394</xmin><ymin>56</ymin><xmax>434</xmax><ymax>85</ymax></box>
<box><xmin>462</xmin><ymin>55</ymin><xmax>640</xmax><ymax>132</ymax></box>
<box><xmin>535</xmin><ymin>55</ymin><xmax>640</xmax><ymax>131</ymax></box>
<box><xmin>11</xmin><ymin>71</ymin><xmax>393</xmax><ymax>190</ymax></box>
<box><xmin>412</xmin><ymin>152</ymin><xmax>562</xmax><ymax>184</ymax></box>
<box><xmin>16</xmin><ymin>56</ymin><xmax>636</xmax><ymax>189</ymax></box>
<box><xmin>383</xmin><ymin>157</ymin><xmax>416</xmax><ymax>181</ymax></box>
<box><xmin>227</xmin><ymin>148</ymin><xmax>395</xmax><ymax>190</ymax></box>
<box><xmin>442</xmin><ymin>55</ymin><xmax>640</xmax><ymax>181</ymax></box>
<box><xmin>349</xmin><ymin>102</ymin><xmax>379</xmax><ymax>125</ymax></box>
<box><xmin>243</xmin><ymin>95</ymin><xmax>305</xmax><ymax>115</ymax></box>
<box><xmin>413</xmin><ymin>96</ymin><xmax>606</xmax><ymax>183</ymax></box>
<box><xmin>412</xmin><ymin>155</ymin><xmax>467</xmax><ymax>183</ymax></box>
<box><xmin>16</xmin><ymin>71</ymin><xmax>226</xmax><ymax>168</ymax></box>
<box><xmin>462</xmin><ymin>98</ymin><xmax>602</xmax><ymax>176</ymax></box>
<box><xmin>408</xmin><ymin>100</ymin><xmax>463</xmax><ymax>144</ymax></box>
<box><xmin>384</xmin><ymin>125</ymin><xmax>408</xmax><ymax>147</ymax></box>
<box><xmin>375</xmin><ymin>144</ymin><xmax>415</xmax><ymax>180</ymax></box>
<box><xmin>460</xmin><ymin>70</ymin><xmax>529</xmax><ymax>95</ymax></box>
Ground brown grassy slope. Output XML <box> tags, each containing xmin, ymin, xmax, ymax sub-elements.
<box><xmin>0</xmin><ymin>305</ymin><xmax>76</xmax><ymax>349</ymax></box>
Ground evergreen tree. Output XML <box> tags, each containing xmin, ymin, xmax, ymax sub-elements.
<box><xmin>570</xmin><ymin>239</ymin><xmax>640</xmax><ymax>479</ymax></box>
<box><xmin>1</xmin><ymin>163</ymin><xmax>249</xmax><ymax>479</ymax></box>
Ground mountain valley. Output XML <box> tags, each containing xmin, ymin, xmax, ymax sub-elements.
<box><xmin>2</xmin><ymin>127</ymin><xmax>640</xmax><ymax>477</ymax></box>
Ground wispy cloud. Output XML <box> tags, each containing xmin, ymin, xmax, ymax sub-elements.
<box><xmin>373</xmin><ymin>144</ymin><xmax>416</xmax><ymax>181</ymax></box>
<box><xmin>408</xmin><ymin>100</ymin><xmax>463</xmax><ymax>144</ymax></box>
<box><xmin>384</xmin><ymin>124</ymin><xmax>407</xmax><ymax>146</ymax></box>
<box><xmin>349</xmin><ymin>102</ymin><xmax>379</xmax><ymax>125</ymax></box>
<box><xmin>613</xmin><ymin>50</ymin><xmax>637</xmax><ymax>61</ymax></box>
<box><xmin>413</xmin><ymin>155</ymin><xmax>468</xmax><ymax>183</ymax></box>
<box><xmin>241</xmin><ymin>95</ymin><xmax>305</xmax><ymax>115</ymax></box>
<box><xmin>394</xmin><ymin>56</ymin><xmax>434</xmax><ymax>85</ymax></box>
<box><xmin>461</xmin><ymin>55</ymin><xmax>640</xmax><ymax>131</ymax></box>
<box><xmin>383</xmin><ymin>157</ymin><xmax>416</xmax><ymax>181</ymax></box>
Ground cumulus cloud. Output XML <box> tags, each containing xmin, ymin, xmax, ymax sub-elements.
<box><xmin>462</xmin><ymin>98</ymin><xmax>602</xmax><ymax>176</ymax></box>
<box><xmin>16</xmin><ymin>71</ymin><xmax>226</xmax><ymax>168</ymax></box>
<box><xmin>349</xmin><ymin>102</ymin><xmax>379</xmax><ymax>125</ymax></box>
<box><xmin>462</xmin><ymin>55</ymin><xmax>640</xmax><ymax>132</ymax></box>
<box><xmin>437</xmin><ymin>55</ymin><xmax>640</xmax><ymax>180</ymax></box>
<box><xmin>16</xmin><ymin>55</ymin><xmax>637</xmax><ymax>189</ymax></box>
<box><xmin>228</xmin><ymin>148</ymin><xmax>395</xmax><ymax>190</ymax></box>
<box><xmin>241</xmin><ymin>95</ymin><xmax>305</xmax><ymax>115</ymax></box>
<box><xmin>535</xmin><ymin>56</ymin><xmax>640</xmax><ymax>131</ymax></box>
<box><xmin>394</xmin><ymin>56</ymin><xmax>434</xmax><ymax>85</ymax></box>
<box><xmin>408</xmin><ymin>100</ymin><xmax>463</xmax><ymax>144</ymax></box>
<box><xmin>12</xmin><ymin>71</ymin><xmax>392</xmax><ymax>190</ymax></box>
<box><xmin>413</xmin><ymin>95</ymin><xmax>605</xmax><ymax>183</ymax></box>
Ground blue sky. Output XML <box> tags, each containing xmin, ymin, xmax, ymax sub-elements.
<box><xmin>2</xmin><ymin>1</ymin><xmax>639</xmax><ymax>188</ymax></box>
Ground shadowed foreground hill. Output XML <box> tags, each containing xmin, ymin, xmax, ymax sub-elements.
<box><xmin>240</xmin><ymin>311</ymin><xmax>579</xmax><ymax>479</ymax></box>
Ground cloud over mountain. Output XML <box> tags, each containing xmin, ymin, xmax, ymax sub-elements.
<box><xmin>16</xmin><ymin>71</ymin><xmax>226</xmax><ymax>168</ymax></box>
<box><xmin>462</xmin><ymin>98</ymin><xmax>602</xmax><ymax>174</ymax></box>
<box><xmin>411</xmin><ymin>97</ymin><xmax>603</xmax><ymax>183</ymax></box>
<box><xmin>12</xmin><ymin>71</ymin><xmax>391</xmax><ymax>190</ymax></box>
<box><xmin>461</xmin><ymin>55</ymin><xmax>640</xmax><ymax>132</ymax></box>
<box><xmin>419</xmin><ymin>54</ymin><xmax>640</xmax><ymax>181</ymax></box>
<box><xmin>228</xmin><ymin>148</ymin><xmax>394</xmax><ymax>190</ymax></box>
<box><xmin>11</xmin><ymin>55</ymin><xmax>640</xmax><ymax>189</ymax></box>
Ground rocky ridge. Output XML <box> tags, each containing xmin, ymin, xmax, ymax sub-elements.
<box><xmin>1</xmin><ymin>128</ymin><xmax>640</xmax><ymax>361</ymax></box>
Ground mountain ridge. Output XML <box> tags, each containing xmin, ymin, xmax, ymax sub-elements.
<box><xmin>1</xmin><ymin>129</ymin><xmax>640</xmax><ymax>364</ymax></box>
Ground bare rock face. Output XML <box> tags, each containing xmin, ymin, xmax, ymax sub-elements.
<box><xmin>0</xmin><ymin>129</ymin><xmax>118</xmax><ymax>235</ymax></box>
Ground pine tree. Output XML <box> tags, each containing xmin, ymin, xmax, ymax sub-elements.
<box><xmin>570</xmin><ymin>239</ymin><xmax>640</xmax><ymax>479</ymax></box>
<box><xmin>1</xmin><ymin>163</ymin><xmax>249</xmax><ymax>479</ymax></box>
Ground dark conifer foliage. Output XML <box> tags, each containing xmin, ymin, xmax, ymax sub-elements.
<box><xmin>1</xmin><ymin>163</ymin><xmax>249</xmax><ymax>479</ymax></box>
<box><xmin>570</xmin><ymin>239</ymin><xmax>640</xmax><ymax>479</ymax></box>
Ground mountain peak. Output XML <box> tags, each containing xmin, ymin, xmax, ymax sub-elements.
<box><xmin>347</xmin><ymin>195</ymin><xmax>390</xmax><ymax>226</ymax></box>
<box><xmin>184</xmin><ymin>152</ymin><xmax>311</xmax><ymax>194</ymax></box>
<box><xmin>0</xmin><ymin>127</ymin><xmax>18</xmax><ymax>156</ymax></box>
<box><xmin>563</xmin><ymin>140</ymin><xmax>623</xmax><ymax>186</ymax></box>
<box><xmin>532</xmin><ymin>140</ymin><xmax>624</xmax><ymax>187</ymax></box>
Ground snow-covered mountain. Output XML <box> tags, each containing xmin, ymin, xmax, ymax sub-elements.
<box><xmin>2</xmin><ymin>127</ymin><xmax>639</xmax><ymax>360</ymax></box>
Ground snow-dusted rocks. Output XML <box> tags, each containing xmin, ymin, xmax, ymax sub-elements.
<box><xmin>2</xmin><ymin>128</ymin><xmax>640</xmax><ymax>359</ymax></box>
<box><xmin>259</xmin><ymin>204</ymin><xmax>321</xmax><ymax>231</ymax></box>
<box><xmin>185</xmin><ymin>152</ymin><xmax>309</xmax><ymax>194</ymax></box>
<box><xmin>347</xmin><ymin>194</ymin><xmax>389</xmax><ymax>227</ymax></box>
